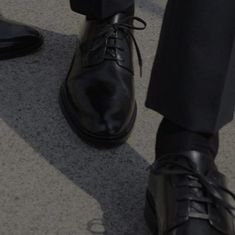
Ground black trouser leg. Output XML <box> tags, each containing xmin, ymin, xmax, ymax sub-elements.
<box><xmin>70</xmin><ymin>0</ymin><xmax>134</xmax><ymax>19</ymax></box>
<box><xmin>146</xmin><ymin>0</ymin><xmax>235</xmax><ymax>134</ymax></box>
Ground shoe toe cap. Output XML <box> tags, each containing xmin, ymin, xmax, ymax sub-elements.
<box><xmin>0</xmin><ymin>20</ymin><xmax>43</xmax><ymax>52</ymax></box>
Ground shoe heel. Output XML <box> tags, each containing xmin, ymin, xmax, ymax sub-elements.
<box><xmin>144</xmin><ymin>191</ymin><xmax>159</xmax><ymax>235</ymax></box>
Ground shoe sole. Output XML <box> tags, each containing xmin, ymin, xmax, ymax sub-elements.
<box><xmin>0</xmin><ymin>35</ymin><xmax>43</xmax><ymax>60</ymax></box>
<box><xmin>145</xmin><ymin>190</ymin><xmax>159</xmax><ymax>235</ymax></box>
<box><xmin>59</xmin><ymin>82</ymin><xmax>137</xmax><ymax>149</ymax></box>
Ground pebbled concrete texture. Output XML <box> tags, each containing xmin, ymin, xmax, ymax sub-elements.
<box><xmin>0</xmin><ymin>0</ymin><xmax>234</xmax><ymax>234</ymax></box>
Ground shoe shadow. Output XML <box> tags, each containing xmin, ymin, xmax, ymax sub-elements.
<box><xmin>0</xmin><ymin>29</ymin><xmax>151</xmax><ymax>234</ymax></box>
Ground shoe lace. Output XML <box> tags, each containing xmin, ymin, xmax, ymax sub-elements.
<box><xmin>151</xmin><ymin>154</ymin><xmax>235</xmax><ymax>219</ymax></box>
<box><xmin>88</xmin><ymin>16</ymin><xmax>147</xmax><ymax>76</ymax></box>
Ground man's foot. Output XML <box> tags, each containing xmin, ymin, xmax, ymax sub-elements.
<box><xmin>60</xmin><ymin>8</ymin><xmax>146</xmax><ymax>148</ymax></box>
<box><xmin>0</xmin><ymin>16</ymin><xmax>43</xmax><ymax>60</ymax></box>
<box><xmin>145</xmin><ymin>150</ymin><xmax>235</xmax><ymax>235</ymax></box>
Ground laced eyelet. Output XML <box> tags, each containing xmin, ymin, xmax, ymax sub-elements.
<box><xmin>152</xmin><ymin>155</ymin><xmax>235</xmax><ymax>218</ymax></box>
<box><xmin>87</xmin><ymin>16</ymin><xmax>147</xmax><ymax>76</ymax></box>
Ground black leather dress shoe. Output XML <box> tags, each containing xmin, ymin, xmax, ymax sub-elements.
<box><xmin>0</xmin><ymin>16</ymin><xmax>43</xmax><ymax>60</ymax></box>
<box><xmin>145</xmin><ymin>151</ymin><xmax>235</xmax><ymax>235</ymax></box>
<box><xmin>60</xmin><ymin>9</ymin><xmax>146</xmax><ymax>147</ymax></box>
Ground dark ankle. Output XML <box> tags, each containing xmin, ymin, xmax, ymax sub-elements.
<box><xmin>155</xmin><ymin>118</ymin><xmax>219</xmax><ymax>158</ymax></box>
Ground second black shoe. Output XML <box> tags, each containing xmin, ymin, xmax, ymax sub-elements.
<box><xmin>60</xmin><ymin>9</ymin><xmax>146</xmax><ymax>147</ymax></box>
<box><xmin>0</xmin><ymin>16</ymin><xmax>43</xmax><ymax>60</ymax></box>
<box><xmin>145</xmin><ymin>151</ymin><xmax>235</xmax><ymax>235</ymax></box>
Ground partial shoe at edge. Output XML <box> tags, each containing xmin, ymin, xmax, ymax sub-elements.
<box><xmin>145</xmin><ymin>150</ymin><xmax>235</xmax><ymax>235</ymax></box>
<box><xmin>0</xmin><ymin>16</ymin><xmax>43</xmax><ymax>60</ymax></box>
<box><xmin>60</xmin><ymin>8</ymin><xmax>146</xmax><ymax>148</ymax></box>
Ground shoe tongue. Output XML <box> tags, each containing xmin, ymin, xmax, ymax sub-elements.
<box><xmin>102</xmin><ymin>13</ymin><xmax>130</xmax><ymax>25</ymax></box>
<box><xmin>178</xmin><ymin>151</ymin><xmax>215</xmax><ymax>175</ymax></box>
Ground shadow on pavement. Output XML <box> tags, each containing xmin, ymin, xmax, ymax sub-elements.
<box><xmin>0</xmin><ymin>29</ymin><xmax>151</xmax><ymax>235</ymax></box>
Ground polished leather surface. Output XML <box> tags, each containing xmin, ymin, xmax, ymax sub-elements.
<box><xmin>64</xmin><ymin>11</ymin><xmax>142</xmax><ymax>138</ymax></box>
<box><xmin>147</xmin><ymin>151</ymin><xmax>235</xmax><ymax>235</ymax></box>
<box><xmin>0</xmin><ymin>16</ymin><xmax>43</xmax><ymax>59</ymax></box>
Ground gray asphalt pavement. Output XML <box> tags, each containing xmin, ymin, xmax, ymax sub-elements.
<box><xmin>0</xmin><ymin>0</ymin><xmax>234</xmax><ymax>234</ymax></box>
